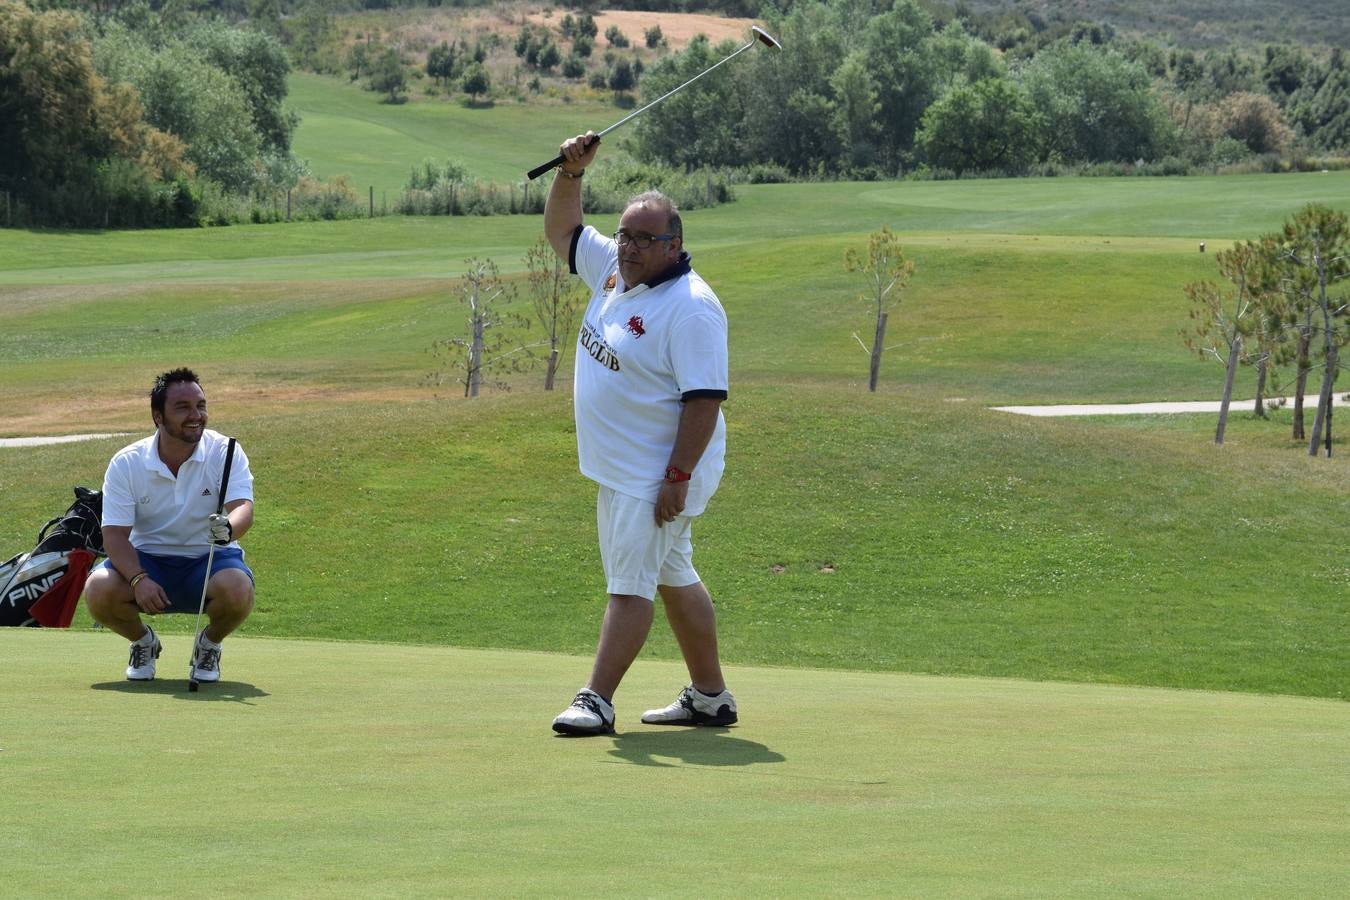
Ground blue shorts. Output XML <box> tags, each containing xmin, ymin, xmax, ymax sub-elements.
<box><xmin>100</xmin><ymin>548</ymin><xmax>254</xmax><ymax>614</ymax></box>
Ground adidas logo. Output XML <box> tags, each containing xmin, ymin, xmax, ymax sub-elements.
<box><xmin>201</xmin><ymin>488</ymin><xmax>212</xmax><ymax>496</ymax></box>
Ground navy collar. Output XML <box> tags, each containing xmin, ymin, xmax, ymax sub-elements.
<box><xmin>644</xmin><ymin>251</ymin><xmax>692</xmax><ymax>289</ymax></box>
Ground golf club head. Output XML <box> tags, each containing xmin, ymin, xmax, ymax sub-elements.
<box><xmin>188</xmin><ymin>680</ymin><xmax>199</xmax><ymax>692</ymax></box>
<box><xmin>751</xmin><ymin>25</ymin><xmax>782</xmax><ymax>50</ymax></box>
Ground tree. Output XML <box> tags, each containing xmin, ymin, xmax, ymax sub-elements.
<box><xmin>1217</xmin><ymin>92</ymin><xmax>1294</xmax><ymax>155</ymax></box>
<box><xmin>845</xmin><ymin>227</ymin><xmax>915</xmax><ymax>392</ymax></box>
<box><xmin>917</xmin><ymin>77</ymin><xmax>1042</xmax><ymax>175</ymax></box>
<box><xmin>461</xmin><ymin>62</ymin><xmax>490</xmax><ymax>102</ymax></box>
<box><xmin>644</xmin><ymin>24</ymin><xmax>664</xmax><ymax>50</ymax></box>
<box><xmin>1</xmin><ymin>3</ymin><xmax>105</xmax><ymax>198</ymax></box>
<box><xmin>426</xmin><ymin>40</ymin><xmax>456</xmax><ymax>87</ymax></box>
<box><xmin>740</xmin><ymin>5</ymin><xmax>849</xmax><ymax>175</ymax></box>
<box><xmin>604</xmin><ymin>25</ymin><xmax>628</xmax><ymax>49</ymax></box>
<box><xmin>0</xmin><ymin>1</ymin><xmax>194</xmax><ymax>225</ymax></box>
<box><xmin>1020</xmin><ymin>43</ymin><xmax>1175</xmax><ymax>163</ymax></box>
<box><xmin>347</xmin><ymin>38</ymin><xmax>372</xmax><ymax>82</ymax></box>
<box><xmin>114</xmin><ymin>42</ymin><xmax>262</xmax><ymax>194</ymax></box>
<box><xmin>608</xmin><ymin>57</ymin><xmax>635</xmax><ymax>99</ymax></box>
<box><xmin>829</xmin><ymin>50</ymin><xmax>882</xmax><ymax>172</ymax></box>
<box><xmin>369</xmin><ymin>46</ymin><xmax>407</xmax><ymax>104</ymax></box>
<box><xmin>1272</xmin><ymin>205</ymin><xmax>1350</xmax><ymax>456</ymax></box>
<box><xmin>633</xmin><ymin>35</ymin><xmax>745</xmax><ymax>170</ymax></box>
<box><xmin>430</xmin><ymin>259</ymin><xmax>534</xmax><ymax>398</ymax></box>
<box><xmin>561</xmin><ymin>53</ymin><xmax>585</xmax><ymax>80</ymax></box>
<box><xmin>1181</xmin><ymin>241</ymin><xmax>1277</xmax><ymax>444</ymax></box>
<box><xmin>187</xmin><ymin>21</ymin><xmax>296</xmax><ymax>154</ymax></box>
<box><xmin>537</xmin><ymin>40</ymin><xmax>561</xmax><ymax>73</ymax></box>
<box><xmin>524</xmin><ymin>237</ymin><xmax>583</xmax><ymax>391</ymax></box>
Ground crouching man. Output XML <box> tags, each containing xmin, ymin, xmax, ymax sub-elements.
<box><xmin>84</xmin><ymin>368</ymin><xmax>256</xmax><ymax>683</ymax></box>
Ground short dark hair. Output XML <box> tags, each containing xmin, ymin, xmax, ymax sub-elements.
<box><xmin>150</xmin><ymin>368</ymin><xmax>202</xmax><ymax>417</ymax></box>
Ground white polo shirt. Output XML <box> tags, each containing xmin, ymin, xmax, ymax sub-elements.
<box><xmin>101</xmin><ymin>429</ymin><xmax>254</xmax><ymax>557</ymax></box>
<box><xmin>570</xmin><ymin>225</ymin><xmax>728</xmax><ymax>515</ymax></box>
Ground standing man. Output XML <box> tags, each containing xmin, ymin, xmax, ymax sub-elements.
<box><xmin>84</xmin><ymin>368</ymin><xmax>256</xmax><ymax>683</ymax></box>
<box><xmin>544</xmin><ymin>133</ymin><xmax>737</xmax><ymax>735</ymax></box>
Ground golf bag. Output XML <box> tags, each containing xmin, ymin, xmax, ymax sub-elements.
<box><xmin>0</xmin><ymin>487</ymin><xmax>104</xmax><ymax>628</ymax></box>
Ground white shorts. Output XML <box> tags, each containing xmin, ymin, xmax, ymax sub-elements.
<box><xmin>596</xmin><ymin>486</ymin><xmax>700</xmax><ymax>601</ymax></box>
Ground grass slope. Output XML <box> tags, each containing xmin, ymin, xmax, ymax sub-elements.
<box><xmin>287</xmin><ymin>71</ymin><xmax>618</xmax><ymax>197</ymax></box>
<box><xmin>4</xmin><ymin>632</ymin><xmax>1346</xmax><ymax>897</ymax></box>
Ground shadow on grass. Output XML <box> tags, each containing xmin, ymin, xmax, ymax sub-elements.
<box><xmin>90</xmin><ymin>680</ymin><xmax>270</xmax><ymax>705</ymax></box>
<box><xmin>603</xmin><ymin>728</ymin><xmax>786</xmax><ymax>768</ymax></box>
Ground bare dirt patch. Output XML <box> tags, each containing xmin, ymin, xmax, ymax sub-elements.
<box><xmin>525</xmin><ymin>10</ymin><xmax>756</xmax><ymax>49</ymax></box>
<box><xmin>0</xmin><ymin>385</ymin><xmax>434</xmax><ymax>438</ymax></box>
<box><xmin>391</xmin><ymin>5</ymin><xmax>756</xmax><ymax>57</ymax></box>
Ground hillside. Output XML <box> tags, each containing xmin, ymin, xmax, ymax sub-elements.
<box><xmin>961</xmin><ymin>0</ymin><xmax>1349</xmax><ymax>50</ymax></box>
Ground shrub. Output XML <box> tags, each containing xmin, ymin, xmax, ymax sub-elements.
<box><xmin>562</xmin><ymin>54</ymin><xmax>586</xmax><ymax>79</ymax></box>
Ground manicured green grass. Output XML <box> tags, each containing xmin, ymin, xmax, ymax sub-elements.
<box><xmin>4</xmin><ymin>632</ymin><xmax>1346</xmax><ymax>897</ymax></box>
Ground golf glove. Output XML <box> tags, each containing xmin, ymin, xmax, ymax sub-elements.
<box><xmin>208</xmin><ymin>513</ymin><xmax>232</xmax><ymax>545</ymax></box>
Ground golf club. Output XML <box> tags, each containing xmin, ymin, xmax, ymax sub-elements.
<box><xmin>188</xmin><ymin>436</ymin><xmax>236</xmax><ymax>693</ymax></box>
<box><xmin>526</xmin><ymin>25</ymin><xmax>782</xmax><ymax>180</ymax></box>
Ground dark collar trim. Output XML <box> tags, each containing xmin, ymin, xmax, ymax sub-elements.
<box><xmin>644</xmin><ymin>251</ymin><xmax>691</xmax><ymax>289</ymax></box>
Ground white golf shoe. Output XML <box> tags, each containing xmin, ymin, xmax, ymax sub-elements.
<box><xmin>125</xmin><ymin>626</ymin><xmax>162</xmax><ymax>681</ymax></box>
<box><xmin>552</xmin><ymin>688</ymin><xmax>615</xmax><ymax>735</ymax></box>
<box><xmin>641</xmin><ymin>685</ymin><xmax>737</xmax><ymax>726</ymax></box>
<box><xmin>190</xmin><ymin>630</ymin><xmax>223</xmax><ymax>683</ymax></box>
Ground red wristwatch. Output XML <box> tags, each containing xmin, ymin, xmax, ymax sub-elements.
<box><xmin>664</xmin><ymin>465</ymin><xmax>692</xmax><ymax>483</ymax></box>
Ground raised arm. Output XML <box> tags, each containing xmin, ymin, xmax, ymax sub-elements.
<box><xmin>543</xmin><ymin>132</ymin><xmax>600</xmax><ymax>260</ymax></box>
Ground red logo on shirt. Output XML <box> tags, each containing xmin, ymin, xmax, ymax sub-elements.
<box><xmin>625</xmin><ymin>316</ymin><xmax>646</xmax><ymax>338</ymax></box>
<box><xmin>604</xmin><ymin>273</ymin><xmax>616</xmax><ymax>290</ymax></box>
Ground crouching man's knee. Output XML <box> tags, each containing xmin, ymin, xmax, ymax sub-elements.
<box><xmin>207</xmin><ymin>569</ymin><xmax>255</xmax><ymax>619</ymax></box>
<box><xmin>83</xmin><ymin>567</ymin><xmax>128</xmax><ymax>620</ymax></box>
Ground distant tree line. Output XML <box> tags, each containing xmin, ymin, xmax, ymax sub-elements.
<box><xmin>8</xmin><ymin>0</ymin><xmax>1349</xmax><ymax>228</ymax></box>
<box><xmin>0</xmin><ymin>0</ymin><xmax>352</xmax><ymax>226</ymax></box>
<box><xmin>630</xmin><ymin>0</ymin><xmax>1349</xmax><ymax>179</ymax></box>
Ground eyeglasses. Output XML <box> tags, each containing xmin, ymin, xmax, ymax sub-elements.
<box><xmin>614</xmin><ymin>229</ymin><xmax>675</xmax><ymax>249</ymax></box>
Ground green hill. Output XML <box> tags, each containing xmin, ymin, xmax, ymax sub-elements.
<box><xmin>288</xmin><ymin>71</ymin><xmax>620</xmax><ymax>198</ymax></box>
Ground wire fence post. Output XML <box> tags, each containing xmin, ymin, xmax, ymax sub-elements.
<box><xmin>369</xmin><ymin>185</ymin><xmax>374</xmax><ymax>218</ymax></box>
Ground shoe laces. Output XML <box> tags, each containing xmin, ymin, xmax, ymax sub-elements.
<box><xmin>129</xmin><ymin>643</ymin><xmax>151</xmax><ymax>668</ymax></box>
<box><xmin>571</xmin><ymin>691</ymin><xmax>606</xmax><ymax>717</ymax></box>
<box><xmin>194</xmin><ymin>642</ymin><xmax>221</xmax><ymax>672</ymax></box>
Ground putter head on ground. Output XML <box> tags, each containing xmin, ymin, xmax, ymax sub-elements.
<box><xmin>751</xmin><ymin>25</ymin><xmax>782</xmax><ymax>50</ymax></box>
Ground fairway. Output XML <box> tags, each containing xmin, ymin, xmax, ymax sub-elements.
<box><xmin>4</xmin><ymin>631</ymin><xmax>1345</xmax><ymax>897</ymax></box>
<box><xmin>288</xmin><ymin>72</ymin><xmax>620</xmax><ymax>196</ymax></box>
